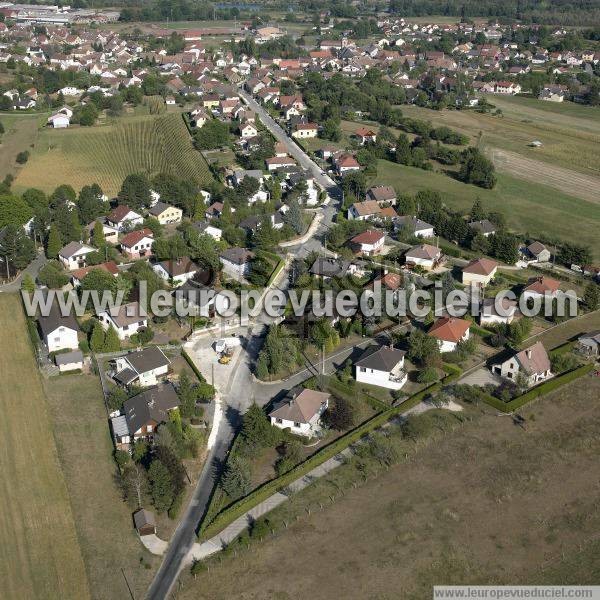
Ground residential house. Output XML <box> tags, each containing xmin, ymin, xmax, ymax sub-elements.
<box><xmin>133</xmin><ymin>509</ymin><xmax>156</xmax><ymax>537</ymax></box>
<box><xmin>394</xmin><ymin>215</ymin><xmax>434</xmax><ymax>238</ymax></box>
<box><xmin>153</xmin><ymin>257</ymin><xmax>200</xmax><ymax>287</ymax></box>
<box><xmin>87</xmin><ymin>219</ymin><xmax>118</xmax><ymax>245</ymax></box>
<box><xmin>334</xmin><ymin>153</ymin><xmax>361</xmax><ymax>176</ymax></box>
<box><xmin>239</xmin><ymin>121</ymin><xmax>258</xmax><ymax>138</ymax></box>
<box><xmin>522</xmin><ymin>241</ymin><xmax>551</xmax><ymax>263</ymax></box>
<box><xmin>38</xmin><ymin>303</ymin><xmax>80</xmax><ymax>353</ymax></box>
<box><xmin>47</xmin><ymin>112</ymin><xmax>70</xmax><ymax>128</ymax></box>
<box><xmin>366</xmin><ymin>185</ymin><xmax>397</xmax><ymax>205</ymax></box>
<box><xmin>268</xmin><ymin>388</ymin><xmax>330</xmax><ymax>437</ymax></box>
<box><xmin>55</xmin><ymin>349</ymin><xmax>84</xmax><ymax>373</ymax></box>
<box><xmin>428</xmin><ymin>316</ymin><xmax>471</xmax><ymax>352</ymax></box>
<box><xmin>462</xmin><ymin>257</ymin><xmax>498</xmax><ymax>288</ymax></box>
<box><xmin>480</xmin><ymin>297</ymin><xmax>517</xmax><ymax>326</ymax></box>
<box><xmin>97</xmin><ymin>301</ymin><xmax>148</xmax><ymax>340</ymax></box>
<box><xmin>120</xmin><ymin>228</ymin><xmax>154</xmax><ymax>259</ymax></box>
<box><xmin>192</xmin><ymin>220</ymin><xmax>222</xmax><ymax>241</ymax></box>
<box><xmin>71</xmin><ymin>261</ymin><xmax>119</xmax><ymax>287</ymax></box>
<box><xmin>404</xmin><ymin>244</ymin><xmax>442</xmax><ymax>271</ymax></box>
<box><xmin>58</xmin><ymin>241</ymin><xmax>97</xmax><ymax>271</ymax></box>
<box><xmin>292</xmin><ymin>122</ymin><xmax>318</xmax><ymax>139</ymax></box>
<box><xmin>349</xmin><ymin>229</ymin><xmax>385</xmax><ymax>256</ymax></box>
<box><xmin>107</xmin><ymin>205</ymin><xmax>144</xmax><ymax>231</ymax></box>
<box><xmin>354</xmin><ymin>127</ymin><xmax>377</xmax><ymax>145</ymax></box>
<box><xmin>148</xmin><ymin>202</ymin><xmax>182</xmax><ymax>225</ymax></box>
<box><xmin>310</xmin><ymin>257</ymin><xmax>352</xmax><ymax>281</ymax></box>
<box><xmin>492</xmin><ymin>341</ymin><xmax>551</xmax><ymax>386</ymax></box>
<box><xmin>265</xmin><ymin>155</ymin><xmax>296</xmax><ymax>171</ymax></box>
<box><xmin>111</xmin><ymin>346</ymin><xmax>171</xmax><ymax>387</ymax></box>
<box><xmin>347</xmin><ymin>200</ymin><xmax>385</xmax><ymax>221</ymax></box>
<box><xmin>468</xmin><ymin>219</ymin><xmax>496</xmax><ymax>237</ymax></box>
<box><xmin>522</xmin><ymin>276</ymin><xmax>560</xmax><ymax>301</ymax></box>
<box><xmin>220</xmin><ymin>247</ymin><xmax>254</xmax><ymax>281</ymax></box>
<box><xmin>355</xmin><ymin>345</ymin><xmax>407</xmax><ymax>390</ymax></box>
<box><xmin>576</xmin><ymin>331</ymin><xmax>600</xmax><ymax>357</ymax></box>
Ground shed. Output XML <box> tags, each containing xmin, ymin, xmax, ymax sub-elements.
<box><xmin>133</xmin><ymin>508</ymin><xmax>156</xmax><ymax>536</ymax></box>
<box><xmin>54</xmin><ymin>349</ymin><xmax>84</xmax><ymax>373</ymax></box>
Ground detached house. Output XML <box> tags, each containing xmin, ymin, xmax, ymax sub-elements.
<box><xmin>492</xmin><ymin>341</ymin><xmax>551</xmax><ymax>386</ymax></box>
<box><xmin>462</xmin><ymin>257</ymin><xmax>498</xmax><ymax>288</ymax></box>
<box><xmin>120</xmin><ymin>228</ymin><xmax>154</xmax><ymax>259</ymax></box>
<box><xmin>111</xmin><ymin>346</ymin><xmax>171</xmax><ymax>388</ymax></box>
<box><xmin>220</xmin><ymin>247</ymin><xmax>254</xmax><ymax>281</ymax></box>
<box><xmin>148</xmin><ymin>202</ymin><xmax>182</xmax><ymax>225</ymax></box>
<box><xmin>480</xmin><ymin>297</ymin><xmax>517</xmax><ymax>326</ymax></box>
<box><xmin>522</xmin><ymin>276</ymin><xmax>560</xmax><ymax>301</ymax></box>
<box><xmin>268</xmin><ymin>388</ymin><xmax>330</xmax><ymax>437</ymax></box>
<box><xmin>292</xmin><ymin>122</ymin><xmax>318</xmax><ymax>139</ymax></box>
<box><xmin>522</xmin><ymin>241</ymin><xmax>551</xmax><ymax>264</ymax></box>
<box><xmin>355</xmin><ymin>345</ymin><xmax>407</xmax><ymax>390</ymax></box>
<box><xmin>404</xmin><ymin>244</ymin><xmax>442</xmax><ymax>271</ymax></box>
<box><xmin>354</xmin><ymin>127</ymin><xmax>377</xmax><ymax>145</ymax></box>
<box><xmin>107</xmin><ymin>205</ymin><xmax>143</xmax><ymax>231</ymax></box>
<box><xmin>97</xmin><ymin>301</ymin><xmax>147</xmax><ymax>340</ymax></box>
<box><xmin>38</xmin><ymin>303</ymin><xmax>80</xmax><ymax>353</ymax></box>
<box><xmin>468</xmin><ymin>219</ymin><xmax>496</xmax><ymax>238</ymax></box>
<box><xmin>366</xmin><ymin>185</ymin><xmax>397</xmax><ymax>206</ymax></box>
<box><xmin>349</xmin><ymin>229</ymin><xmax>385</xmax><ymax>256</ymax></box>
<box><xmin>334</xmin><ymin>153</ymin><xmax>361</xmax><ymax>176</ymax></box>
<box><xmin>428</xmin><ymin>316</ymin><xmax>471</xmax><ymax>353</ymax></box>
<box><xmin>394</xmin><ymin>215</ymin><xmax>434</xmax><ymax>238</ymax></box>
<box><xmin>153</xmin><ymin>257</ymin><xmax>200</xmax><ymax>287</ymax></box>
<box><xmin>58</xmin><ymin>242</ymin><xmax>97</xmax><ymax>271</ymax></box>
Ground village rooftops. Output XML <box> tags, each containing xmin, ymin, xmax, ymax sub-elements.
<box><xmin>220</xmin><ymin>247</ymin><xmax>254</xmax><ymax>265</ymax></box>
<box><xmin>103</xmin><ymin>301</ymin><xmax>145</xmax><ymax>328</ymax></box>
<box><xmin>524</xmin><ymin>276</ymin><xmax>560</xmax><ymax>295</ymax></box>
<box><xmin>406</xmin><ymin>244</ymin><xmax>441</xmax><ymax>260</ymax></box>
<box><xmin>310</xmin><ymin>257</ymin><xmax>351</xmax><ymax>278</ymax></box>
<box><xmin>120</xmin><ymin>228</ymin><xmax>154</xmax><ymax>247</ymax></box>
<box><xmin>38</xmin><ymin>301</ymin><xmax>79</xmax><ymax>337</ymax></box>
<box><xmin>268</xmin><ymin>389</ymin><xmax>330</xmax><ymax>425</ymax></box>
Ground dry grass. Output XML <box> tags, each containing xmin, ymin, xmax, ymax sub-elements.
<box><xmin>174</xmin><ymin>376</ymin><xmax>600</xmax><ymax>600</ymax></box>
<box><xmin>0</xmin><ymin>294</ymin><xmax>90</xmax><ymax>600</ymax></box>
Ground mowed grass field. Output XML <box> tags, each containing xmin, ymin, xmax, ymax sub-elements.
<box><xmin>0</xmin><ymin>112</ymin><xmax>47</xmax><ymax>180</ymax></box>
<box><xmin>43</xmin><ymin>373</ymin><xmax>161</xmax><ymax>600</ymax></box>
<box><xmin>13</xmin><ymin>112</ymin><xmax>213</xmax><ymax>196</ymax></box>
<box><xmin>373</xmin><ymin>160</ymin><xmax>600</xmax><ymax>257</ymax></box>
<box><xmin>175</xmin><ymin>376</ymin><xmax>600</xmax><ymax>600</ymax></box>
<box><xmin>0</xmin><ymin>294</ymin><xmax>90</xmax><ymax>600</ymax></box>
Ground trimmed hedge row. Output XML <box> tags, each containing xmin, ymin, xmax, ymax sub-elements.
<box><xmin>200</xmin><ymin>364</ymin><xmax>463</xmax><ymax>539</ymax></box>
<box><xmin>181</xmin><ymin>348</ymin><xmax>206</xmax><ymax>383</ymax></box>
<box><xmin>481</xmin><ymin>363</ymin><xmax>594</xmax><ymax>413</ymax></box>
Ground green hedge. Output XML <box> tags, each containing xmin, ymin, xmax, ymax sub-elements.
<box><xmin>200</xmin><ymin>364</ymin><xmax>463</xmax><ymax>539</ymax></box>
<box><xmin>266</xmin><ymin>259</ymin><xmax>286</xmax><ymax>288</ymax></box>
<box><xmin>181</xmin><ymin>348</ymin><xmax>206</xmax><ymax>383</ymax></box>
<box><xmin>549</xmin><ymin>340</ymin><xmax>576</xmax><ymax>357</ymax></box>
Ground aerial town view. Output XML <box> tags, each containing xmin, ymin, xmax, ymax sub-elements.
<box><xmin>0</xmin><ymin>0</ymin><xmax>599</xmax><ymax>598</ymax></box>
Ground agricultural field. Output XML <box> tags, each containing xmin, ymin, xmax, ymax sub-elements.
<box><xmin>0</xmin><ymin>294</ymin><xmax>90</xmax><ymax>600</ymax></box>
<box><xmin>43</xmin><ymin>372</ymin><xmax>161</xmax><ymax>600</ymax></box>
<box><xmin>0</xmin><ymin>112</ymin><xmax>47</xmax><ymax>180</ymax></box>
<box><xmin>373</xmin><ymin>159</ymin><xmax>600</xmax><ymax>258</ymax></box>
<box><xmin>13</xmin><ymin>112</ymin><xmax>213</xmax><ymax>196</ymax></box>
<box><xmin>175</xmin><ymin>376</ymin><xmax>600</xmax><ymax>600</ymax></box>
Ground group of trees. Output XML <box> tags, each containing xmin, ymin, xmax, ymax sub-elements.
<box><xmin>256</xmin><ymin>324</ymin><xmax>303</xmax><ymax>379</ymax></box>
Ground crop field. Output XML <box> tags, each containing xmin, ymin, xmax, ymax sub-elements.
<box><xmin>0</xmin><ymin>294</ymin><xmax>90</xmax><ymax>600</ymax></box>
<box><xmin>176</xmin><ymin>376</ymin><xmax>600</xmax><ymax>600</ymax></box>
<box><xmin>13</xmin><ymin>113</ymin><xmax>213</xmax><ymax>196</ymax></box>
<box><xmin>373</xmin><ymin>160</ymin><xmax>600</xmax><ymax>258</ymax></box>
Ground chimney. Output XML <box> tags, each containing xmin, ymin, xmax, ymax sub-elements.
<box><xmin>526</xmin><ymin>349</ymin><xmax>532</xmax><ymax>359</ymax></box>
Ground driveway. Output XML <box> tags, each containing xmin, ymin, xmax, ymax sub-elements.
<box><xmin>0</xmin><ymin>250</ymin><xmax>47</xmax><ymax>293</ymax></box>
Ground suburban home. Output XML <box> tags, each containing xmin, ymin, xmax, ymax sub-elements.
<box><xmin>148</xmin><ymin>202</ymin><xmax>182</xmax><ymax>225</ymax></box>
<box><xmin>468</xmin><ymin>219</ymin><xmax>496</xmax><ymax>237</ymax></box>
<box><xmin>394</xmin><ymin>215</ymin><xmax>435</xmax><ymax>238</ymax></box>
<box><xmin>111</xmin><ymin>346</ymin><xmax>171</xmax><ymax>388</ymax></box>
<box><xmin>107</xmin><ymin>205</ymin><xmax>144</xmax><ymax>231</ymax></box>
<box><xmin>404</xmin><ymin>244</ymin><xmax>443</xmax><ymax>271</ymax></box>
<box><xmin>268</xmin><ymin>388</ymin><xmax>330</xmax><ymax>437</ymax></box>
<box><xmin>120</xmin><ymin>228</ymin><xmax>154</xmax><ymax>259</ymax></box>
<box><xmin>347</xmin><ymin>200</ymin><xmax>382</xmax><ymax>221</ymax></box>
<box><xmin>153</xmin><ymin>257</ymin><xmax>200</xmax><ymax>287</ymax></box>
<box><xmin>265</xmin><ymin>155</ymin><xmax>296</xmax><ymax>171</ymax></box>
<box><xmin>354</xmin><ymin>127</ymin><xmax>377</xmax><ymax>145</ymax></box>
<box><xmin>38</xmin><ymin>303</ymin><xmax>80</xmax><ymax>353</ymax></box>
<box><xmin>355</xmin><ymin>345</ymin><xmax>407</xmax><ymax>390</ymax></box>
<box><xmin>366</xmin><ymin>185</ymin><xmax>397</xmax><ymax>205</ymax></box>
<box><xmin>309</xmin><ymin>257</ymin><xmax>356</xmax><ymax>281</ymax></box>
<box><xmin>55</xmin><ymin>349</ymin><xmax>84</xmax><ymax>373</ymax></box>
<box><xmin>58</xmin><ymin>241</ymin><xmax>97</xmax><ymax>271</ymax></box>
<box><xmin>462</xmin><ymin>257</ymin><xmax>498</xmax><ymax>288</ymax></box>
<box><xmin>480</xmin><ymin>297</ymin><xmax>518</xmax><ymax>326</ymax></box>
<box><xmin>522</xmin><ymin>241</ymin><xmax>551</xmax><ymax>263</ymax></box>
<box><xmin>428</xmin><ymin>316</ymin><xmax>471</xmax><ymax>352</ymax></box>
<box><xmin>192</xmin><ymin>220</ymin><xmax>222</xmax><ymax>241</ymax></box>
<box><xmin>111</xmin><ymin>383</ymin><xmax>180</xmax><ymax>447</ymax></box>
<box><xmin>86</xmin><ymin>219</ymin><xmax>118</xmax><ymax>245</ymax></box>
<box><xmin>522</xmin><ymin>276</ymin><xmax>560</xmax><ymax>301</ymax></box>
<box><xmin>220</xmin><ymin>247</ymin><xmax>254</xmax><ymax>281</ymax></box>
<box><xmin>239</xmin><ymin>121</ymin><xmax>258</xmax><ymax>138</ymax></box>
<box><xmin>47</xmin><ymin>112</ymin><xmax>70</xmax><ymax>128</ymax></box>
<box><xmin>133</xmin><ymin>509</ymin><xmax>156</xmax><ymax>537</ymax></box>
<box><xmin>97</xmin><ymin>301</ymin><xmax>148</xmax><ymax>340</ymax></box>
<box><xmin>492</xmin><ymin>341</ymin><xmax>552</xmax><ymax>386</ymax></box>
<box><xmin>292</xmin><ymin>122</ymin><xmax>318</xmax><ymax>139</ymax></box>
<box><xmin>349</xmin><ymin>229</ymin><xmax>385</xmax><ymax>256</ymax></box>
<box><xmin>576</xmin><ymin>331</ymin><xmax>600</xmax><ymax>357</ymax></box>
<box><xmin>71</xmin><ymin>261</ymin><xmax>119</xmax><ymax>287</ymax></box>
<box><xmin>334</xmin><ymin>153</ymin><xmax>361</xmax><ymax>176</ymax></box>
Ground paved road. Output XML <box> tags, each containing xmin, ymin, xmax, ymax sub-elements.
<box><xmin>147</xmin><ymin>90</ymin><xmax>346</xmax><ymax>599</ymax></box>
<box><xmin>0</xmin><ymin>249</ymin><xmax>47</xmax><ymax>292</ymax></box>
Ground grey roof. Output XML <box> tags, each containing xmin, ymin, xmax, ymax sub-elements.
<box><xmin>55</xmin><ymin>349</ymin><xmax>84</xmax><ymax>366</ymax></box>
<box><xmin>578</xmin><ymin>330</ymin><xmax>600</xmax><ymax>344</ymax></box>
<box><xmin>233</xmin><ymin>169</ymin><xmax>263</xmax><ymax>182</ymax></box>
<box><xmin>111</xmin><ymin>414</ymin><xmax>129</xmax><ymax>437</ymax></box>
<box><xmin>220</xmin><ymin>247</ymin><xmax>253</xmax><ymax>265</ymax></box>
<box><xmin>59</xmin><ymin>241</ymin><xmax>93</xmax><ymax>259</ymax></box>
<box><xmin>355</xmin><ymin>346</ymin><xmax>405</xmax><ymax>372</ymax></box>
<box><xmin>123</xmin><ymin>346</ymin><xmax>170</xmax><ymax>374</ymax></box>
<box><xmin>310</xmin><ymin>257</ymin><xmax>350</xmax><ymax>277</ymax></box>
<box><xmin>395</xmin><ymin>215</ymin><xmax>433</xmax><ymax>232</ymax></box>
<box><xmin>38</xmin><ymin>302</ymin><xmax>80</xmax><ymax>337</ymax></box>
<box><xmin>124</xmin><ymin>383</ymin><xmax>180</xmax><ymax>435</ymax></box>
<box><xmin>133</xmin><ymin>508</ymin><xmax>156</xmax><ymax>530</ymax></box>
<box><xmin>468</xmin><ymin>219</ymin><xmax>496</xmax><ymax>235</ymax></box>
<box><xmin>148</xmin><ymin>201</ymin><xmax>175</xmax><ymax>216</ymax></box>
<box><xmin>269</xmin><ymin>389</ymin><xmax>330</xmax><ymax>424</ymax></box>
<box><xmin>114</xmin><ymin>368</ymin><xmax>138</xmax><ymax>386</ymax></box>
<box><xmin>104</xmin><ymin>302</ymin><xmax>145</xmax><ymax>328</ymax></box>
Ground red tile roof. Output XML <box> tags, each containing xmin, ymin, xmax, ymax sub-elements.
<box><xmin>428</xmin><ymin>317</ymin><xmax>471</xmax><ymax>343</ymax></box>
<box><xmin>120</xmin><ymin>228</ymin><xmax>154</xmax><ymax>248</ymax></box>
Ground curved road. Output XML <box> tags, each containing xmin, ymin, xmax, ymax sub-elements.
<box><xmin>146</xmin><ymin>91</ymin><xmax>342</xmax><ymax>599</ymax></box>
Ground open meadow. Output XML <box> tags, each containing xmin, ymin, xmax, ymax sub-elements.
<box><xmin>175</xmin><ymin>376</ymin><xmax>600</xmax><ymax>600</ymax></box>
<box><xmin>0</xmin><ymin>294</ymin><xmax>90</xmax><ymax>600</ymax></box>
<box><xmin>373</xmin><ymin>159</ymin><xmax>600</xmax><ymax>257</ymax></box>
<box><xmin>0</xmin><ymin>112</ymin><xmax>47</xmax><ymax>180</ymax></box>
<box><xmin>13</xmin><ymin>112</ymin><xmax>213</xmax><ymax>196</ymax></box>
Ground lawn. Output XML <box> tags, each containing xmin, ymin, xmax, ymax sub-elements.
<box><xmin>176</xmin><ymin>376</ymin><xmax>600</xmax><ymax>599</ymax></box>
<box><xmin>0</xmin><ymin>112</ymin><xmax>47</xmax><ymax>180</ymax></box>
<box><xmin>373</xmin><ymin>159</ymin><xmax>600</xmax><ymax>258</ymax></box>
<box><xmin>13</xmin><ymin>112</ymin><xmax>213</xmax><ymax>196</ymax></box>
<box><xmin>43</xmin><ymin>372</ymin><xmax>161</xmax><ymax>600</ymax></box>
<box><xmin>0</xmin><ymin>294</ymin><xmax>90</xmax><ymax>600</ymax></box>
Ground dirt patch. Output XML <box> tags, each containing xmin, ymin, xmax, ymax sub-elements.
<box><xmin>488</xmin><ymin>147</ymin><xmax>600</xmax><ymax>205</ymax></box>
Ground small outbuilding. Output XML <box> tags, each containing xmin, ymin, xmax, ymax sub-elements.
<box><xmin>133</xmin><ymin>508</ymin><xmax>156</xmax><ymax>536</ymax></box>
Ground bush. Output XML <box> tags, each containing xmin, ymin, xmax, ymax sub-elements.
<box><xmin>417</xmin><ymin>366</ymin><xmax>438</xmax><ymax>384</ymax></box>
<box><xmin>16</xmin><ymin>151</ymin><xmax>30</xmax><ymax>164</ymax></box>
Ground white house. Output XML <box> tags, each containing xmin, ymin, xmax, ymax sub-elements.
<box><xmin>120</xmin><ymin>228</ymin><xmax>154</xmax><ymax>260</ymax></box>
<box><xmin>111</xmin><ymin>346</ymin><xmax>171</xmax><ymax>387</ymax></box>
<box><xmin>58</xmin><ymin>241</ymin><xmax>97</xmax><ymax>271</ymax></box>
<box><xmin>97</xmin><ymin>301</ymin><xmax>147</xmax><ymax>340</ymax></box>
<box><xmin>394</xmin><ymin>215</ymin><xmax>434</xmax><ymax>238</ymax></box>
<box><xmin>107</xmin><ymin>205</ymin><xmax>144</xmax><ymax>231</ymax></box>
<box><xmin>428</xmin><ymin>317</ymin><xmax>471</xmax><ymax>353</ymax></box>
<box><xmin>268</xmin><ymin>388</ymin><xmax>330</xmax><ymax>437</ymax></box>
<box><xmin>219</xmin><ymin>247</ymin><xmax>254</xmax><ymax>281</ymax></box>
<box><xmin>491</xmin><ymin>341</ymin><xmax>552</xmax><ymax>387</ymax></box>
<box><xmin>462</xmin><ymin>257</ymin><xmax>498</xmax><ymax>288</ymax></box>
<box><xmin>522</xmin><ymin>276</ymin><xmax>561</xmax><ymax>302</ymax></box>
<box><xmin>405</xmin><ymin>244</ymin><xmax>442</xmax><ymax>271</ymax></box>
<box><xmin>480</xmin><ymin>297</ymin><xmax>517</xmax><ymax>326</ymax></box>
<box><xmin>349</xmin><ymin>229</ymin><xmax>385</xmax><ymax>256</ymax></box>
<box><xmin>193</xmin><ymin>221</ymin><xmax>222</xmax><ymax>241</ymax></box>
<box><xmin>47</xmin><ymin>112</ymin><xmax>70</xmax><ymax>128</ymax></box>
<box><xmin>38</xmin><ymin>304</ymin><xmax>80</xmax><ymax>353</ymax></box>
<box><xmin>55</xmin><ymin>349</ymin><xmax>84</xmax><ymax>373</ymax></box>
<box><xmin>153</xmin><ymin>257</ymin><xmax>200</xmax><ymax>287</ymax></box>
<box><xmin>355</xmin><ymin>346</ymin><xmax>407</xmax><ymax>390</ymax></box>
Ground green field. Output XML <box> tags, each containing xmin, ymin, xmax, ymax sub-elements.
<box><xmin>373</xmin><ymin>159</ymin><xmax>600</xmax><ymax>257</ymax></box>
<box><xmin>0</xmin><ymin>112</ymin><xmax>47</xmax><ymax>180</ymax></box>
<box><xmin>13</xmin><ymin>113</ymin><xmax>213</xmax><ymax>196</ymax></box>
<box><xmin>0</xmin><ymin>294</ymin><xmax>90</xmax><ymax>600</ymax></box>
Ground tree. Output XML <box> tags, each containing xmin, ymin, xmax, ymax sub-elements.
<box><xmin>92</xmin><ymin>220</ymin><xmax>105</xmax><ymax>248</ymax></box>
<box><xmin>102</xmin><ymin>325</ymin><xmax>120</xmax><ymax>352</ymax></box>
<box><xmin>90</xmin><ymin>322</ymin><xmax>105</xmax><ymax>352</ymax></box>
<box><xmin>240</xmin><ymin>403</ymin><xmax>274</xmax><ymax>455</ymax></box>
<box><xmin>328</xmin><ymin>396</ymin><xmax>355</xmax><ymax>431</ymax></box>
<box><xmin>78</xmin><ymin>184</ymin><xmax>106</xmax><ymax>224</ymax></box>
<box><xmin>118</xmin><ymin>173</ymin><xmax>151</xmax><ymax>210</ymax></box>
<box><xmin>38</xmin><ymin>261</ymin><xmax>69</xmax><ymax>288</ymax></box>
<box><xmin>407</xmin><ymin>329</ymin><xmax>440</xmax><ymax>366</ymax></box>
<box><xmin>283</xmin><ymin>199</ymin><xmax>303</xmax><ymax>234</ymax></box>
<box><xmin>417</xmin><ymin>366</ymin><xmax>438</xmax><ymax>384</ymax></box>
<box><xmin>21</xmin><ymin>272</ymin><xmax>35</xmax><ymax>293</ymax></box>
<box><xmin>16</xmin><ymin>151</ymin><xmax>30</xmax><ymax>164</ymax></box>
<box><xmin>77</xmin><ymin>103</ymin><xmax>98</xmax><ymax>126</ymax></box>
<box><xmin>470</xmin><ymin>198</ymin><xmax>486</xmax><ymax>221</ymax></box>
<box><xmin>459</xmin><ymin>148</ymin><xmax>497</xmax><ymax>189</ymax></box>
<box><xmin>148</xmin><ymin>459</ymin><xmax>174</xmax><ymax>513</ymax></box>
<box><xmin>0</xmin><ymin>224</ymin><xmax>35</xmax><ymax>276</ymax></box>
<box><xmin>193</xmin><ymin>118</ymin><xmax>230</xmax><ymax>150</ymax></box>
<box><xmin>248</xmin><ymin>255</ymin><xmax>273</xmax><ymax>286</ymax></box>
<box><xmin>395</xmin><ymin>133</ymin><xmax>412</xmax><ymax>165</ymax></box>
<box><xmin>107</xmin><ymin>385</ymin><xmax>127</xmax><ymax>411</ymax></box>
<box><xmin>122</xmin><ymin>463</ymin><xmax>147</xmax><ymax>508</ymax></box>
<box><xmin>583</xmin><ymin>283</ymin><xmax>600</xmax><ymax>310</ymax></box>
<box><xmin>221</xmin><ymin>456</ymin><xmax>251</xmax><ymax>500</ymax></box>
<box><xmin>488</xmin><ymin>231</ymin><xmax>519</xmax><ymax>265</ymax></box>
<box><xmin>0</xmin><ymin>194</ymin><xmax>33</xmax><ymax>228</ymax></box>
<box><xmin>177</xmin><ymin>372</ymin><xmax>198</xmax><ymax>419</ymax></box>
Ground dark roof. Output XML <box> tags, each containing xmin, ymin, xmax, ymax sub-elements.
<box><xmin>468</xmin><ymin>219</ymin><xmax>496</xmax><ymax>235</ymax></box>
<box><xmin>310</xmin><ymin>257</ymin><xmax>350</xmax><ymax>277</ymax></box>
<box><xmin>355</xmin><ymin>345</ymin><xmax>405</xmax><ymax>371</ymax></box>
<box><xmin>114</xmin><ymin>367</ymin><xmax>138</xmax><ymax>386</ymax></box>
<box><xmin>54</xmin><ymin>349</ymin><xmax>84</xmax><ymax>365</ymax></box>
<box><xmin>156</xmin><ymin>257</ymin><xmax>199</xmax><ymax>277</ymax></box>
<box><xmin>123</xmin><ymin>346</ymin><xmax>170</xmax><ymax>373</ymax></box>
<box><xmin>103</xmin><ymin>302</ymin><xmax>145</xmax><ymax>328</ymax></box>
<box><xmin>124</xmin><ymin>383</ymin><xmax>180</xmax><ymax>434</ymax></box>
<box><xmin>133</xmin><ymin>508</ymin><xmax>155</xmax><ymax>530</ymax></box>
<box><xmin>220</xmin><ymin>247</ymin><xmax>253</xmax><ymax>265</ymax></box>
<box><xmin>38</xmin><ymin>301</ymin><xmax>80</xmax><ymax>337</ymax></box>
<box><xmin>268</xmin><ymin>389</ymin><xmax>330</xmax><ymax>424</ymax></box>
